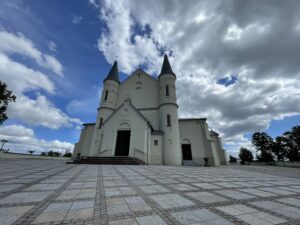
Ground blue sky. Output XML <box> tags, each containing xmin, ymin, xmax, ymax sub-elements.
<box><xmin>0</xmin><ymin>0</ymin><xmax>299</xmax><ymax>155</ymax></box>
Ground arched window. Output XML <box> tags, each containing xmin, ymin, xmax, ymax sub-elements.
<box><xmin>166</xmin><ymin>85</ymin><xmax>169</xmax><ymax>96</ymax></box>
<box><xmin>99</xmin><ymin>117</ymin><xmax>103</xmax><ymax>129</ymax></box>
<box><xmin>104</xmin><ymin>90</ymin><xmax>108</xmax><ymax>101</ymax></box>
<box><xmin>167</xmin><ymin>114</ymin><xmax>171</xmax><ymax>127</ymax></box>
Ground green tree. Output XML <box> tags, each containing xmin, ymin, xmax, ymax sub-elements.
<box><xmin>53</xmin><ymin>151</ymin><xmax>61</xmax><ymax>157</ymax></box>
<box><xmin>280</xmin><ymin>126</ymin><xmax>300</xmax><ymax>161</ymax></box>
<box><xmin>252</xmin><ymin>132</ymin><xmax>274</xmax><ymax>162</ymax></box>
<box><xmin>229</xmin><ymin>155</ymin><xmax>237</xmax><ymax>163</ymax></box>
<box><xmin>40</xmin><ymin>152</ymin><xmax>47</xmax><ymax>156</ymax></box>
<box><xmin>0</xmin><ymin>81</ymin><xmax>16</xmax><ymax>125</ymax></box>
<box><xmin>273</xmin><ymin>136</ymin><xmax>288</xmax><ymax>161</ymax></box>
<box><xmin>47</xmin><ymin>151</ymin><xmax>53</xmax><ymax>156</ymax></box>
<box><xmin>63</xmin><ymin>149</ymin><xmax>72</xmax><ymax>157</ymax></box>
<box><xmin>239</xmin><ymin>147</ymin><xmax>253</xmax><ymax>164</ymax></box>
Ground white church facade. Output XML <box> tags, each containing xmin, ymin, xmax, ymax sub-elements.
<box><xmin>73</xmin><ymin>55</ymin><xmax>228</xmax><ymax>166</ymax></box>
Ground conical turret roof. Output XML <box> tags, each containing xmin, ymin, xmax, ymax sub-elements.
<box><xmin>159</xmin><ymin>54</ymin><xmax>175</xmax><ymax>76</ymax></box>
<box><xmin>104</xmin><ymin>61</ymin><xmax>120</xmax><ymax>83</ymax></box>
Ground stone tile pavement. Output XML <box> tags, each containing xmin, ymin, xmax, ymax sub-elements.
<box><xmin>0</xmin><ymin>159</ymin><xmax>300</xmax><ymax>225</ymax></box>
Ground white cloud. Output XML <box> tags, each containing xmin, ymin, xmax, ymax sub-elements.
<box><xmin>89</xmin><ymin>0</ymin><xmax>100</xmax><ymax>8</ymax></box>
<box><xmin>0</xmin><ymin>31</ymin><xmax>63</xmax><ymax>76</ymax></box>
<box><xmin>48</xmin><ymin>41</ymin><xmax>57</xmax><ymax>52</ymax></box>
<box><xmin>0</xmin><ymin>30</ymin><xmax>81</xmax><ymax>129</ymax></box>
<box><xmin>0</xmin><ymin>53</ymin><xmax>55</xmax><ymax>95</ymax></box>
<box><xmin>8</xmin><ymin>95</ymin><xmax>81</xmax><ymax>129</ymax></box>
<box><xmin>0</xmin><ymin>124</ymin><xmax>74</xmax><ymax>153</ymax></box>
<box><xmin>96</xmin><ymin>0</ymin><xmax>300</xmax><ymax>154</ymax></box>
<box><xmin>72</xmin><ymin>15</ymin><xmax>82</xmax><ymax>24</ymax></box>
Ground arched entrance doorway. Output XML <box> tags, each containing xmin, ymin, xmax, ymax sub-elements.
<box><xmin>115</xmin><ymin>122</ymin><xmax>131</xmax><ymax>156</ymax></box>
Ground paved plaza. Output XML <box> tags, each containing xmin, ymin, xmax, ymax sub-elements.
<box><xmin>0</xmin><ymin>159</ymin><xmax>300</xmax><ymax>225</ymax></box>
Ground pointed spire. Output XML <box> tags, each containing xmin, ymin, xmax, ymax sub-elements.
<box><xmin>104</xmin><ymin>61</ymin><xmax>120</xmax><ymax>83</ymax></box>
<box><xmin>159</xmin><ymin>54</ymin><xmax>175</xmax><ymax>76</ymax></box>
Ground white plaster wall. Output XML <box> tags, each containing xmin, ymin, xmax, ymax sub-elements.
<box><xmin>100</xmin><ymin>103</ymin><xmax>150</xmax><ymax>162</ymax></box>
<box><xmin>212</xmin><ymin>135</ymin><xmax>228</xmax><ymax>165</ymax></box>
<box><xmin>116</xmin><ymin>70</ymin><xmax>159</xmax><ymax>109</ymax></box>
<box><xmin>80</xmin><ymin>125</ymin><xmax>94</xmax><ymax>157</ymax></box>
<box><xmin>100</xmin><ymin>80</ymin><xmax>120</xmax><ymax>109</ymax></box>
<box><xmin>150</xmin><ymin>134</ymin><xmax>163</xmax><ymax>164</ymax></box>
<box><xmin>72</xmin><ymin>143</ymin><xmax>80</xmax><ymax>159</ymax></box>
<box><xmin>90</xmin><ymin>108</ymin><xmax>114</xmax><ymax>156</ymax></box>
<box><xmin>158</xmin><ymin>74</ymin><xmax>176</xmax><ymax>105</ymax></box>
<box><xmin>159</xmin><ymin>105</ymin><xmax>181</xmax><ymax>165</ymax></box>
<box><xmin>201</xmin><ymin>123</ymin><xmax>216</xmax><ymax>166</ymax></box>
<box><xmin>210</xmin><ymin>139</ymin><xmax>220</xmax><ymax>166</ymax></box>
<box><xmin>72</xmin><ymin>128</ymin><xmax>85</xmax><ymax>158</ymax></box>
<box><xmin>178</xmin><ymin>120</ymin><xmax>207</xmax><ymax>165</ymax></box>
<box><xmin>139</xmin><ymin>109</ymin><xmax>159</xmax><ymax>131</ymax></box>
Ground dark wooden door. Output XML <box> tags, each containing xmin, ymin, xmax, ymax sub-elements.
<box><xmin>115</xmin><ymin>130</ymin><xmax>130</xmax><ymax>156</ymax></box>
<box><xmin>182</xmin><ymin>144</ymin><xmax>192</xmax><ymax>160</ymax></box>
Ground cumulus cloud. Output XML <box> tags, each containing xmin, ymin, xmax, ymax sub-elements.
<box><xmin>97</xmin><ymin>0</ymin><xmax>300</xmax><ymax>153</ymax></box>
<box><xmin>0</xmin><ymin>125</ymin><xmax>74</xmax><ymax>153</ymax></box>
<box><xmin>0</xmin><ymin>30</ymin><xmax>81</xmax><ymax>129</ymax></box>
<box><xmin>0</xmin><ymin>53</ymin><xmax>55</xmax><ymax>95</ymax></box>
<box><xmin>0</xmin><ymin>31</ymin><xmax>63</xmax><ymax>76</ymax></box>
<box><xmin>8</xmin><ymin>95</ymin><xmax>81</xmax><ymax>129</ymax></box>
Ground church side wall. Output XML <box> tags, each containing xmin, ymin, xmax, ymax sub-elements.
<box><xmin>80</xmin><ymin>125</ymin><xmax>94</xmax><ymax>157</ymax></box>
<box><xmin>210</xmin><ymin>139</ymin><xmax>220</xmax><ymax>166</ymax></box>
<box><xmin>201</xmin><ymin>123</ymin><xmax>216</xmax><ymax>166</ymax></box>
<box><xmin>213</xmin><ymin>135</ymin><xmax>228</xmax><ymax>165</ymax></box>
<box><xmin>72</xmin><ymin>143</ymin><xmax>80</xmax><ymax>159</ymax></box>
<box><xmin>179</xmin><ymin>120</ymin><xmax>207</xmax><ymax>165</ymax></box>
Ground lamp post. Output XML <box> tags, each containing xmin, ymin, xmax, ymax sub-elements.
<box><xmin>0</xmin><ymin>139</ymin><xmax>8</xmax><ymax>151</ymax></box>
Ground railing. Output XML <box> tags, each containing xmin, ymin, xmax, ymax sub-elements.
<box><xmin>134</xmin><ymin>148</ymin><xmax>145</xmax><ymax>161</ymax></box>
<box><xmin>99</xmin><ymin>149</ymin><xmax>110</xmax><ymax>156</ymax></box>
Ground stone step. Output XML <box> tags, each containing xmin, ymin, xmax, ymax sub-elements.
<box><xmin>69</xmin><ymin>156</ymin><xmax>146</xmax><ymax>165</ymax></box>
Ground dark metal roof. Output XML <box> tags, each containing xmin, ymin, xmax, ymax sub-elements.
<box><xmin>210</xmin><ymin>130</ymin><xmax>219</xmax><ymax>136</ymax></box>
<box><xmin>82</xmin><ymin>123</ymin><xmax>95</xmax><ymax>126</ymax></box>
<box><xmin>159</xmin><ymin>54</ymin><xmax>176</xmax><ymax>76</ymax></box>
<box><xmin>179</xmin><ymin>118</ymin><xmax>207</xmax><ymax>122</ymax></box>
<box><xmin>104</xmin><ymin>61</ymin><xmax>120</xmax><ymax>83</ymax></box>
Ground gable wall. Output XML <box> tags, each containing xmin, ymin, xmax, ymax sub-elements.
<box><xmin>100</xmin><ymin>103</ymin><xmax>150</xmax><ymax>161</ymax></box>
<box><xmin>117</xmin><ymin>71</ymin><xmax>159</xmax><ymax>109</ymax></box>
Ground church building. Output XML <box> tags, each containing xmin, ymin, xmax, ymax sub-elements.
<box><xmin>73</xmin><ymin>55</ymin><xmax>227</xmax><ymax>166</ymax></box>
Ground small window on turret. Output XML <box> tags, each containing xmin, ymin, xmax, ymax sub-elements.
<box><xmin>166</xmin><ymin>85</ymin><xmax>169</xmax><ymax>96</ymax></box>
<box><xmin>99</xmin><ymin>117</ymin><xmax>103</xmax><ymax>129</ymax></box>
<box><xmin>104</xmin><ymin>90</ymin><xmax>108</xmax><ymax>101</ymax></box>
<box><xmin>167</xmin><ymin>114</ymin><xmax>171</xmax><ymax>127</ymax></box>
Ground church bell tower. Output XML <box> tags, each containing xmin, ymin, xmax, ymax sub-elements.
<box><xmin>158</xmin><ymin>54</ymin><xmax>182</xmax><ymax>165</ymax></box>
<box><xmin>89</xmin><ymin>61</ymin><xmax>120</xmax><ymax>156</ymax></box>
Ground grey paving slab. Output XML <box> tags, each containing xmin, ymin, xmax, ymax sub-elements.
<box><xmin>214</xmin><ymin>189</ymin><xmax>255</xmax><ymax>200</ymax></box>
<box><xmin>187</xmin><ymin>191</ymin><xmax>228</xmax><ymax>203</ymax></box>
<box><xmin>150</xmin><ymin>193</ymin><xmax>195</xmax><ymax>209</ymax></box>
<box><xmin>171</xmin><ymin>209</ymin><xmax>234</xmax><ymax>225</ymax></box>
<box><xmin>216</xmin><ymin>204</ymin><xmax>286</xmax><ymax>225</ymax></box>
<box><xmin>1</xmin><ymin>160</ymin><xmax>300</xmax><ymax>225</ymax></box>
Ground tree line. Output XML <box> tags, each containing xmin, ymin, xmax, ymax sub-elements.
<box><xmin>230</xmin><ymin>125</ymin><xmax>300</xmax><ymax>163</ymax></box>
<box><xmin>40</xmin><ymin>150</ymin><xmax>72</xmax><ymax>157</ymax></box>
